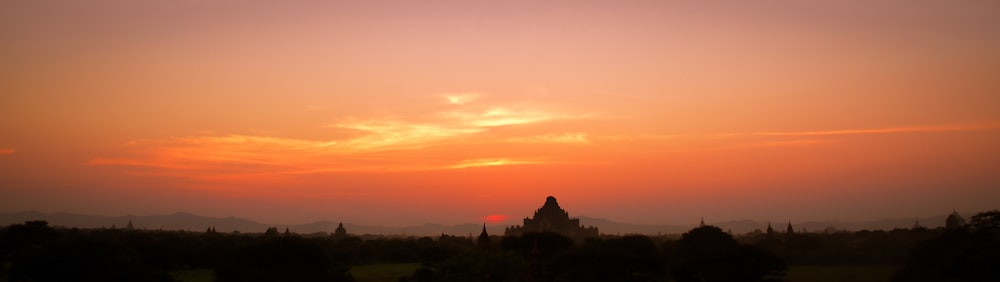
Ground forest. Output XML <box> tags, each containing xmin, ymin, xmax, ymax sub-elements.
<box><xmin>1</xmin><ymin>210</ymin><xmax>997</xmax><ymax>282</ymax></box>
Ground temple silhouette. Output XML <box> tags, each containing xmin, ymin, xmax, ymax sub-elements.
<box><xmin>505</xmin><ymin>196</ymin><xmax>599</xmax><ymax>239</ymax></box>
<box><xmin>946</xmin><ymin>209</ymin><xmax>966</xmax><ymax>229</ymax></box>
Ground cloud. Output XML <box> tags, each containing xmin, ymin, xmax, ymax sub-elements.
<box><xmin>331</xmin><ymin>119</ymin><xmax>484</xmax><ymax>152</ymax></box>
<box><xmin>507</xmin><ymin>133</ymin><xmax>589</xmax><ymax>144</ymax></box>
<box><xmin>0</xmin><ymin>148</ymin><xmax>15</xmax><ymax>155</ymax></box>
<box><xmin>441</xmin><ymin>107</ymin><xmax>554</xmax><ymax>127</ymax></box>
<box><xmin>446</xmin><ymin>158</ymin><xmax>543</xmax><ymax>169</ymax></box>
<box><xmin>91</xmin><ymin>94</ymin><xmax>589</xmax><ymax>179</ymax></box>
<box><xmin>743</xmin><ymin>139</ymin><xmax>838</xmax><ymax>148</ymax></box>
<box><xmin>443</xmin><ymin>92</ymin><xmax>480</xmax><ymax>105</ymax></box>
<box><xmin>754</xmin><ymin>122</ymin><xmax>1000</xmax><ymax>137</ymax></box>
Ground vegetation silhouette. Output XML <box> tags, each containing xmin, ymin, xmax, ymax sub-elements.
<box><xmin>1</xmin><ymin>209</ymin><xmax>998</xmax><ymax>281</ymax></box>
<box><xmin>893</xmin><ymin>210</ymin><xmax>1000</xmax><ymax>282</ymax></box>
<box><xmin>215</xmin><ymin>236</ymin><xmax>353</xmax><ymax>282</ymax></box>
<box><xmin>670</xmin><ymin>225</ymin><xmax>786</xmax><ymax>282</ymax></box>
<box><xmin>555</xmin><ymin>235</ymin><xmax>665</xmax><ymax>281</ymax></box>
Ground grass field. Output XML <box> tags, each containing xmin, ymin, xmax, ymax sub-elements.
<box><xmin>350</xmin><ymin>263</ymin><xmax>422</xmax><ymax>282</ymax></box>
<box><xmin>785</xmin><ymin>265</ymin><xmax>900</xmax><ymax>282</ymax></box>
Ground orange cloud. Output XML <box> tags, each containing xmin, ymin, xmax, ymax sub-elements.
<box><xmin>90</xmin><ymin>94</ymin><xmax>588</xmax><ymax>180</ymax></box>
<box><xmin>443</xmin><ymin>92</ymin><xmax>480</xmax><ymax>105</ymax></box>
<box><xmin>441</xmin><ymin>106</ymin><xmax>571</xmax><ymax>127</ymax></box>
<box><xmin>446</xmin><ymin>158</ymin><xmax>544</xmax><ymax>169</ymax></box>
<box><xmin>0</xmin><ymin>148</ymin><xmax>15</xmax><ymax>155</ymax></box>
<box><xmin>755</xmin><ymin>121</ymin><xmax>1000</xmax><ymax>136</ymax></box>
<box><xmin>740</xmin><ymin>139</ymin><xmax>838</xmax><ymax>148</ymax></box>
<box><xmin>507</xmin><ymin>133</ymin><xmax>589</xmax><ymax>144</ymax></box>
<box><xmin>331</xmin><ymin>119</ymin><xmax>484</xmax><ymax>152</ymax></box>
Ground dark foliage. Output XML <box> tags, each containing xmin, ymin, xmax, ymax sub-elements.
<box><xmin>969</xmin><ymin>210</ymin><xmax>1000</xmax><ymax>231</ymax></box>
<box><xmin>3</xmin><ymin>221</ymin><xmax>171</xmax><ymax>282</ymax></box>
<box><xmin>671</xmin><ymin>226</ymin><xmax>786</xmax><ymax>282</ymax></box>
<box><xmin>215</xmin><ymin>236</ymin><xmax>353</xmax><ymax>282</ymax></box>
<box><xmin>894</xmin><ymin>210</ymin><xmax>1000</xmax><ymax>282</ymax></box>
<box><xmin>11</xmin><ymin>216</ymin><xmax>994</xmax><ymax>282</ymax></box>
<box><xmin>552</xmin><ymin>235</ymin><xmax>666</xmax><ymax>281</ymax></box>
<box><xmin>744</xmin><ymin>226</ymin><xmax>941</xmax><ymax>266</ymax></box>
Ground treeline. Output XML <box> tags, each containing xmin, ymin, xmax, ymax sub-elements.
<box><xmin>1</xmin><ymin>211</ymin><xmax>997</xmax><ymax>282</ymax></box>
<box><xmin>741</xmin><ymin>228</ymin><xmax>943</xmax><ymax>266</ymax></box>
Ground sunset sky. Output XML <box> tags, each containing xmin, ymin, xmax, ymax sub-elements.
<box><xmin>2</xmin><ymin>0</ymin><xmax>999</xmax><ymax>227</ymax></box>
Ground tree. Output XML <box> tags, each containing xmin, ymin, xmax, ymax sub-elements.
<box><xmin>894</xmin><ymin>210</ymin><xmax>1000</xmax><ymax>281</ymax></box>
<box><xmin>215</xmin><ymin>237</ymin><xmax>353</xmax><ymax>282</ymax></box>
<box><xmin>264</xmin><ymin>227</ymin><xmax>280</xmax><ymax>236</ymax></box>
<box><xmin>969</xmin><ymin>210</ymin><xmax>1000</xmax><ymax>231</ymax></box>
<box><xmin>554</xmin><ymin>235</ymin><xmax>666</xmax><ymax>281</ymax></box>
<box><xmin>672</xmin><ymin>226</ymin><xmax>786</xmax><ymax>282</ymax></box>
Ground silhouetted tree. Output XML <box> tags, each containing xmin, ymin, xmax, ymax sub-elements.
<box><xmin>215</xmin><ymin>236</ymin><xmax>353</xmax><ymax>282</ymax></box>
<box><xmin>7</xmin><ymin>228</ymin><xmax>171</xmax><ymax>281</ymax></box>
<box><xmin>553</xmin><ymin>235</ymin><xmax>666</xmax><ymax>281</ymax></box>
<box><xmin>672</xmin><ymin>226</ymin><xmax>785</xmax><ymax>282</ymax></box>
<box><xmin>501</xmin><ymin>232</ymin><xmax>573</xmax><ymax>258</ymax></box>
<box><xmin>894</xmin><ymin>210</ymin><xmax>1000</xmax><ymax>282</ymax></box>
<box><xmin>500</xmin><ymin>232</ymin><xmax>573</xmax><ymax>280</ymax></box>
<box><xmin>264</xmin><ymin>227</ymin><xmax>280</xmax><ymax>236</ymax></box>
<box><xmin>969</xmin><ymin>210</ymin><xmax>1000</xmax><ymax>231</ymax></box>
<box><xmin>422</xmin><ymin>249</ymin><xmax>529</xmax><ymax>282</ymax></box>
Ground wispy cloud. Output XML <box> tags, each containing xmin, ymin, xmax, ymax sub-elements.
<box><xmin>507</xmin><ymin>133</ymin><xmax>589</xmax><ymax>144</ymax></box>
<box><xmin>754</xmin><ymin>122</ymin><xmax>1000</xmax><ymax>137</ymax></box>
<box><xmin>331</xmin><ymin>119</ymin><xmax>484</xmax><ymax>152</ymax></box>
<box><xmin>445</xmin><ymin>158</ymin><xmax>544</xmax><ymax>169</ymax></box>
<box><xmin>91</xmin><ymin>94</ymin><xmax>589</xmax><ymax>179</ymax></box>
<box><xmin>441</xmin><ymin>106</ymin><xmax>572</xmax><ymax>127</ymax></box>
<box><xmin>442</xmin><ymin>92</ymin><xmax>480</xmax><ymax>105</ymax></box>
<box><xmin>743</xmin><ymin>139</ymin><xmax>838</xmax><ymax>148</ymax></box>
<box><xmin>592</xmin><ymin>121</ymin><xmax>1000</xmax><ymax>151</ymax></box>
<box><xmin>0</xmin><ymin>148</ymin><xmax>15</xmax><ymax>155</ymax></box>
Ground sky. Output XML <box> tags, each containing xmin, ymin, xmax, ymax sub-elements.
<box><xmin>2</xmin><ymin>0</ymin><xmax>999</xmax><ymax>227</ymax></box>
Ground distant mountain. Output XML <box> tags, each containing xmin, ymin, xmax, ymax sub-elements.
<box><xmin>0</xmin><ymin>211</ymin><xmax>266</xmax><ymax>232</ymax></box>
<box><xmin>0</xmin><ymin>211</ymin><xmax>955</xmax><ymax>236</ymax></box>
<box><xmin>0</xmin><ymin>211</ymin><xmax>506</xmax><ymax>236</ymax></box>
<box><xmin>578</xmin><ymin>215</ymin><xmax>950</xmax><ymax>235</ymax></box>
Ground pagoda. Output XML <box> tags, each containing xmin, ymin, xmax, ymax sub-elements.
<box><xmin>504</xmin><ymin>196</ymin><xmax>599</xmax><ymax>239</ymax></box>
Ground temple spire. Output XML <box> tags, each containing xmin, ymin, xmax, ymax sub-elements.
<box><xmin>334</xmin><ymin>222</ymin><xmax>347</xmax><ymax>238</ymax></box>
<box><xmin>477</xmin><ymin>223</ymin><xmax>490</xmax><ymax>249</ymax></box>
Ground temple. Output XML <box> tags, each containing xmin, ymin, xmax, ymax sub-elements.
<box><xmin>504</xmin><ymin>196</ymin><xmax>599</xmax><ymax>239</ymax></box>
<box><xmin>333</xmin><ymin>222</ymin><xmax>348</xmax><ymax>238</ymax></box>
<box><xmin>477</xmin><ymin>223</ymin><xmax>491</xmax><ymax>249</ymax></box>
<box><xmin>946</xmin><ymin>209</ymin><xmax>966</xmax><ymax>229</ymax></box>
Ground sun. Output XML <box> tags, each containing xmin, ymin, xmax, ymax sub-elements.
<box><xmin>484</xmin><ymin>214</ymin><xmax>509</xmax><ymax>223</ymax></box>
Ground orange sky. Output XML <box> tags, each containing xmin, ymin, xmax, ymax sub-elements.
<box><xmin>2</xmin><ymin>0</ymin><xmax>999</xmax><ymax>226</ymax></box>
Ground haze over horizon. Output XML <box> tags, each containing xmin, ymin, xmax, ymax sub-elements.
<box><xmin>2</xmin><ymin>0</ymin><xmax>999</xmax><ymax>227</ymax></box>
<box><xmin>0</xmin><ymin>200</ymin><xmax>978</xmax><ymax>229</ymax></box>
